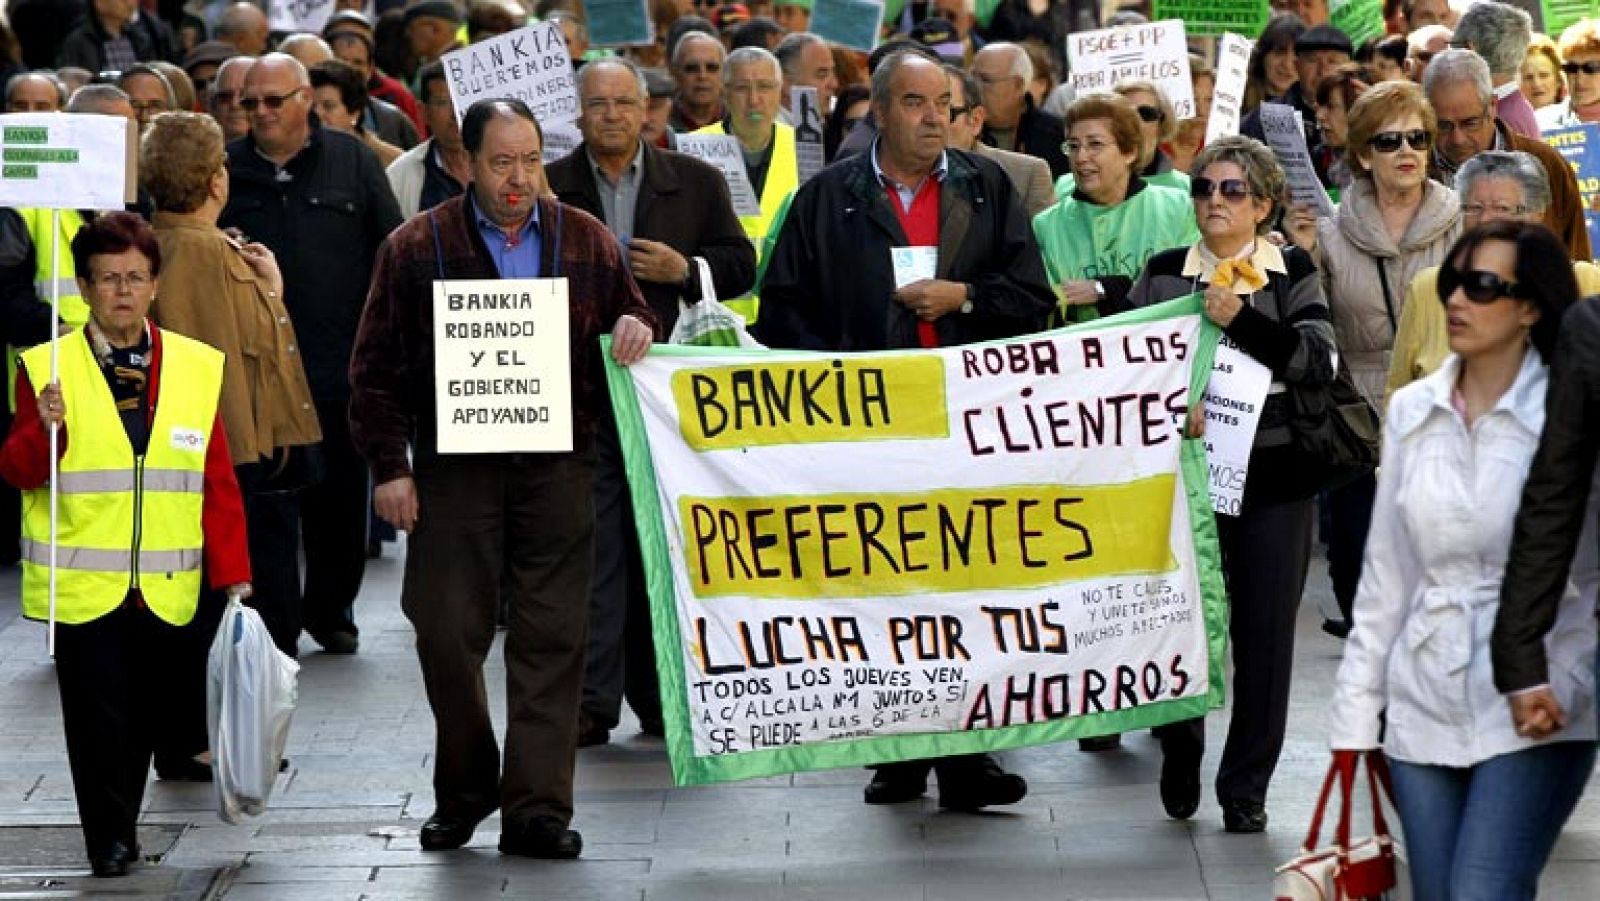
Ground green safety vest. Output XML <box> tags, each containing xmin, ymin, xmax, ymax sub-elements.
<box><xmin>18</xmin><ymin>329</ymin><xmax>223</xmax><ymax>626</ymax></box>
<box><xmin>8</xmin><ymin>208</ymin><xmax>90</xmax><ymax>410</ymax></box>
<box><xmin>695</xmin><ymin>121</ymin><xmax>799</xmax><ymax>323</ymax></box>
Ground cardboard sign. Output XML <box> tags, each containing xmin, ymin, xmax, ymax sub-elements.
<box><xmin>432</xmin><ymin>278</ymin><xmax>573</xmax><ymax>453</ymax></box>
<box><xmin>1259</xmin><ymin>103</ymin><xmax>1333</xmax><ymax>217</ymax></box>
<box><xmin>442</xmin><ymin>22</ymin><xmax>579</xmax><ymax>137</ymax></box>
<box><xmin>791</xmin><ymin>86</ymin><xmax>826</xmax><ymax>184</ymax></box>
<box><xmin>1067</xmin><ymin>20</ymin><xmax>1194</xmax><ymax>119</ymax></box>
<box><xmin>1205</xmin><ymin>33</ymin><xmax>1254</xmax><ymax>146</ymax></box>
<box><xmin>1201</xmin><ymin>338</ymin><xmax>1271</xmax><ymax>517</ymax></box>
<box><xmin>810</xmin><ymin>0</ymin><xmax>885</xmax><ymax>52</ymax></box>
<box><xmin>675</xmin><ymin>133</ymin><xmax>762</xmax><ymax>217</ymax></box>
<box><xmin>1150</xmin><ymin>0</ymin><xmax>1268</xmax><ymax>37</ymax></box>
<box><xmin>583</xmin><ymin>0</ymin><xmax>653</xmax><ymax>46</ymax></box>
<box><xmin>1543</xmin><ymin>123</ymin><xmax>1600</xmax><ymax>254</ymax></box>
<box><xmin>269</xmin><ymin>0</ymin><xmax>336</xmax><ymax>36</ymax></box>
<box><xmin>0</xmin><ymin>114</ymin><xmax>134</xmax><ymax>210</ymax></box>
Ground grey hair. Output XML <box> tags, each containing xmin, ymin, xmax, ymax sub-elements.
<box><xmin>1189</xmin><ymin>135</ymin><xmax>1288</xmax><ymax>235</ymax></box>
<box><xmin>671</xmin><ymin>31</ymin><xmax>725</xmax><ymax>68</ymax></box>
<box><xmin>773</xmin><ymin>32</ymin><xmax>826</xmax><ymax>80</ymax></box>
<box><xmin>1456</xmin><ymin>150</ymin><xmax>1551</xmax><ymax>214</ymax></box>
<box><xmin>870</xmin><ymin>49</ymin><xmax>941</xmax><ymax>108</ymax></box>
<box><xmin>577</xmin><ymin>57</ymin><xmax>648</xmax><ymax>103</ymax></box>
<box><xmin>66</xmin><ymin>83</ymin><xmax>130</xmax><ymax>114</ymax></box>
<box><xmin>722</xmin><ymin>46</ymin><xmax>780</xmax><ymax>87</ymax></box>
<box><xmin>979</xmin><ymin>42</ymin><xmax>1033</xmax><ymax>85</ymax></box>
<box><xmin>1422</xmin><ymin>48</ymin><xmax>1493</xmax><ymax>107</ymax></box>
<box><xmin>4</xmin><ymin>71</ymin><xmax>67</xmax><ymax>108</ymax></box>
<box><xmin>118</xmin><ymin>64</ymin><xmax>176</xmax><ymax>109</ymax></box>
<box><xmin>1451</xmin><ymin>1</ymin><xmax>1533</xmax><ymax>76</ymax></box>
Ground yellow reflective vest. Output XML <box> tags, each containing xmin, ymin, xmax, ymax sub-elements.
<box><xmin>18</xmin><ymin>329</ymin><xmax>224</xmax><ymax>626</ymax></box>
<box><xmin>694</xmin><ymin>121</ymin><xmax>798</xmax><ymax>323</ymax></box>
<box><xmin>8</xmin><ymin>209</ymin><xmax>90</xmax><ymax>410</ymax></box>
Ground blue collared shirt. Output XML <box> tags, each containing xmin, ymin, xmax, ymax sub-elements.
<box><xmin>470</xmin><ymin>190</ymin><xmax>542</xmax><ymax>278</ymax></box>
<box><xmin>870</xmin><ymin>138</ymin><xmax>949</xmax><ymax>209</ymax></box>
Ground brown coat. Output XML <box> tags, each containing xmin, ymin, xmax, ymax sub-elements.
<box><xmin>151</xmin><ymin>212</ymin><xmax>322</xmax><ymax>465</ymax></box>
<box><xmin>1508</xmin><ymin>126</ymin><xmax>1594</xmax><ymax>263</ymax></box>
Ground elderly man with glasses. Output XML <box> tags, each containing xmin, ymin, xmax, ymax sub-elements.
<box><xmin>670</xmin><ymin>31</ymin><xmax>728</xmax><ymax>131</ymax></box>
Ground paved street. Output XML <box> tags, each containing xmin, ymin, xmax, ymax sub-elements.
<box><xmin>0</xmin><ymin>542</ymin><xmax>1597</xmax><ymax>900</ymax></box>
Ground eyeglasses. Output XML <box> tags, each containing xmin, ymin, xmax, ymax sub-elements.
<box><xmin>1189</xmin><ymin>177</ymin><xmax>1253</xmax><ymax>202</ymax></box>
<box><xmin>210</xmin><ymin>89</ymin><xmax>239</xmax><ymax>105</ymax></box>
<box><xmin>1438</xmin><ymin>263</ymin><xmax>1527</xmax><ymax>303</ymax></box>
<box><xmin>1461</xmin><ymin>202</ymin><xmax>1531</xmax><ymax>218</ymax></box>
<box><xmin>239</xmin><ymin>87</ymin><xmax>305</xmax><ymax>112</ymax></box>
<box><xmin>1435</xmin><ymin>109</ymin><xmax>1490</xmax><ymax>135</ymax></box>
<box><xmin>948</xmin><ymin>103</ymin><xmax>974</xmax><ymax>121</ymax></box>
<box><xmin>728</xmin><ymin>80</ymin><xmax>780</xmax><ymax>94</ymax></box>
<box><xmin>89</xmin><ymin>270</ymin><xmax>153</xmax><ymax>290</ymax></box>
<box><xmin>1366</xmin><ymin>129</ymin><xmax>1430</xmax><ymax>153</ymax></box>
<box><xmin>1135</xmin><ymin>104</ymin><xmax>1164</xmax><ymax>123</ymax></box>
<box><xmin>679</xmin><ymin>62</ymin><xmax>721</xmax><ymax>75</ymax></box>
<box><xmin>1062</xmin><ymin>138</ymin><xmax>1114</xmax><ymax>157</ymax></box>
<box><xmin>1562</xmin><ymin>61</ymin><xmax>1600</xmax><ymax>75</ymax></box>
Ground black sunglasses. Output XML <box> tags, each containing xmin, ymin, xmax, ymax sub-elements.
<box><xmin>1563</xmin><ymin>61</ymin><xmax>1600</xmax><ymax>75</ymax></box>
<box><xmin>1367</xmin><ymin>129</ymin><xmax>1430</xmax><ymax>153</ymax></box>
<box><xmin>239</xmin><ymin>87</ymin><xmax>304</xmax><ymax>112</ymax></box>
<box><xmin>1438</xmin><ymin>263</ymin><xmax>1527</xmax><ymax>304</ymax></box>
<box><xmin>1135</xmin><ymin>104</ymin><xmax>1164</xmax><ymax>123</ymax></box>
<box><xmin>1190</xmin><ymin>177</ymin><xmax>1252</xmax><ymax>202</ymax></box>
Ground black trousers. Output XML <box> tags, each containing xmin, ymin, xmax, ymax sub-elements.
<box><xmin>300</xmin><ymin>396</ymin><xmax>368</xmax><ymax>638</ymax></box>
<box><xmin>1325</xmin><ymin>472</ymin><xmax>1377</xmax><ymax>624</ymax></box>
<box><xmin>1153</xmin><ymin>495</ymin><xmax>1315</xmax><ymax>806</ymax></box>
<box><xmin>55</xmin><ymin>604</ymin><xmax>186</xmax><ymax>858</ymax></box>
<box><xmin>869</xmin><ymin>754</ymin><xmax>1000</xmax><ymax>786</ymax></box>
<box><xmin>581</xmin><ymin>419</ymin><xmax>661</xmax><ymax>731</ymax></box>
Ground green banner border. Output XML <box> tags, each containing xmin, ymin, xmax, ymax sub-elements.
<box><xmin>602</xmin><ymin>295</ymin><xmax>1228</xmax><ymax>786</ymax></box>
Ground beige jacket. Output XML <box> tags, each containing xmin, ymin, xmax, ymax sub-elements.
<box><xmin>1314</xmin><ymin>178</ymin><xmax>1460</xmax><ymax>411</ymax></box>
<box><xmin>971</xmin><ymin>142</ymin><xmax>1055</xmax><ymax>219</ymax></box>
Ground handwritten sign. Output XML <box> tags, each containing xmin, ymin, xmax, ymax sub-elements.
<box><xmin>1150</xmin><ymin>0</ymin><xmax>1268</xmax><ymax>37</ymax></box>
<box><xmin>1260</xmin><ymin>103</ymin><xmax>1333</xmax><ymax>217</ymax></box>
<box><xmin>1067</xmin><ymin>20</ymin><xmax>1194</xmax><ymax>119</ymax></box>
<box><xmin>1543</xmin><ymin>123</ymin><xmax>1600</xmax><ymax>253</ymax></box>
<box><xmin>1205</xmin><ymin>33</ymin><xmax>1254</xmax><ymax>145</ymax></box>
<box><xmin>791</xmin><ymin>86</ymin><xmax>826</xmax><ymax>183</ymax></box>
<box><xmin>583</xmin><ymin>0</ymin><xmax>653</xmax><ymax>46</ymax></box>
<box><xmin>675</xmin><ymin>133</ymin><xmax>762</xmax><ymax>217</ymax></box>
<box><xmin>1201</xmin><ymin>338</ymin><xmax>1271</xmax><ymax>516</ymax></box>
<box><xmin>0</xmin><ymin>113</ymin><xmax>134</xmax><ymax>209</ymax></box>
<box><xmin>432</xmin><ymin>278</ymin><xmax>573</xmax><ymax>453</ymax></box>
<box><xmin>810</xmin><ymin>0</ymin><xmax>885</xmax><ymax>53</ymax></box>
<box><xmin>269</xmin><ymin>0</ymin><xmax>336</xmax><ymax>35</ymax></box>
<box><xmin>442</xmin><ymin>22</ymin><xmax>579</xmax><ymax>140</ymax></box>
<box><xmin>604</xmin><ymin>298</ymin><xmax>1229</xmax><ymax>785</ymax></box>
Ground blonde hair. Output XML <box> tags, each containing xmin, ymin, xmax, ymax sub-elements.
<box><xmin>1113</xmin><ymin>79</ymin><xmax>1177</xmax><ymax>157</ymax></box>
<box><xmin>1559</xmin><ymin>18</ymin><xmax>1600</xmax><ymax>61</ymax></box>
<box><xmin>140</xmin><ymin>112</ymin><xmax>225</xmax><ymax>213</ymax></box>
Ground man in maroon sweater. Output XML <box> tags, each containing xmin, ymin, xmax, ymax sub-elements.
<box><xmin>349</xmin><ymin>100</ymin><xmax>656</xmax><ymax>861</ymax></box>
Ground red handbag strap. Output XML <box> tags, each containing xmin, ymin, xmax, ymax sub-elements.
<box><xmin>1303</xmin><ymin>753</ymin><xmax>1358</xmax><ymax>851</ymax></box>
<box><xmin>1364</xmin><ymin>750</ymin><xmax>1395</xmax><ymax>839</ymax></box>
<box><xmin>1332</xmin><ymin>753</ymin><xmax>1358</xmax><ymax>854</ymax></box>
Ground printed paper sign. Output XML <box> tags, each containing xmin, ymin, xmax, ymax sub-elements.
<box><xmin>811</xmin><ymin>0</ymin><xmax>886</xmax><ymax>52</ymax></box>
<box><xmin>1260</xmin><ymin>104</ymin><xmax>1333</xmax><ymax>217</ymax></box>
<box><xmin>1543</xmin><ymin>123</ymin><xmax>1600</xmax><ymax>254</ymax></box>
<box><xmin>603</xmin><ymin>296</ymin><xmax>1229</xmax><ymax>785</ymax></box>
<box><xmin>1201</xmin><ymin>338</ymin><xmax>1271</xmax><ymax>517</ymax></box>
<box><xmin>1542</xmin><ymin>0</ymin><xmax>1589</xmax><ymax>36</ymax></box>
<box><xmin>269</xmin><ymin>0</ymin><xmax>336</xmax><ymax>35</ymax></box>
<box><xmin>792</xmin><ymin>86</ymin><xmax>826</xmax><ymax>184</ymax></box>
<box><xmin>0</xmin><ymin>113</ymin><xmax>134</xmax><ymax>210</ymax></box>
<box><xmin>1205</xmin><ymin>33</ymin><xmax>1254</xmax><ymax>145</ymax></box>
<box><xmin>583</xmin><ymin>0</ymin><xmax>653</xmax><ymax>46</ymax></box>
<box><xmin>1150</xmin><ymin>0</ymin><xmax>1268</xmax><ymax>37</ymax></box>
<box><xmin>432</xmin><ymin>278</ymin><xmax>573</xmax><ymax>453</ymax></box>
<box><xmin>442</xmin><ymin>22</ymin><xmax>578</xmax><ymax>138</ymax></box>
<box><xmin>890</xmin><ymin>246</ymin><xmax>936</xmax><ymax>288</ymax></box>
<box><xmin>675</xmin><ymin>133</ymin><xmax>762</xmax><ymax>217</ymax></box>
<box><xmin>1067</xmin><ymin>20</ymin><xmax>1194</xmax><ymax>119</ymax></box>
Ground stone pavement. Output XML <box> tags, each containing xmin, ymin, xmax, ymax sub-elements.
<box><xmin>0</xmin><ymin>546</ymin><xmax>1597</xmax><ymax>900</ymax></box>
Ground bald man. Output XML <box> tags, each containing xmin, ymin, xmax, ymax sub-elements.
<box><xmin>216</xmin><ymin>2</ymin><xmax>270</xmax><ymax>57</ymax></box>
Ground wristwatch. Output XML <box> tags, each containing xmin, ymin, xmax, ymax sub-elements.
<box><xmin>960</xmin><ymin>283</ymin><xmax>975</xmax><ymax>315</ymax></box>
<box><xmin>1092</xmin><ymin>280</ymin><xmax>1106</xmax><ymax>300</ymax></box>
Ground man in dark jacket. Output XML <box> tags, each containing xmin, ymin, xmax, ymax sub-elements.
<box><xmin>755</xmin><ymin>50</ymin><xmax>1054</xmax><ymax>809</ymax></box>
<box><xmin>57</xmin><ymin>0</ymin><xmax>176</xmax><ymax>71</ymax></box>
<box><xmin>547</xmin><ymin>58</ymin><xmax>755</xmax><ymax>747</ymax></box>
<box><xmin>220</xmin><ymin>53</ymin><xmax>403</xmax><ymax>657</ymax></box>
<box><xmin>1492</xmin><ymin>297</ymin><xmax>1600</xmax><ymax>736</ymax></box>
<box><xmin>973</xmin><ymin>42</ymin><xmax>1068</xmax><ymax>178</ymax></box>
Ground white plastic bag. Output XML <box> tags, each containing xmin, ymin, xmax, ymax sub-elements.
<box><xmin>207</xmin><ymin>597</ymin><xmax>299</xmax><ymax>824</ymax></box>
<box><xmin>668</xmin><ymin>257</ymin><xmax>765</xmax><ymax>348</ymax></box>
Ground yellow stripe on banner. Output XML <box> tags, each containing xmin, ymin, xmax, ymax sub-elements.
<box><xmin>670</xmin><ymin>356</ymin><xmax>949</xmax><ymax>450</ymax></box>
<box><xmin>679</xmin><ymin>476</ymin><xmax>1178</xmax><ymax>598</ymax></box>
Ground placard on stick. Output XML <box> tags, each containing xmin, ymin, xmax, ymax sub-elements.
<box><xmin>1205</xmin><ymin>33</ymin><xmax>1253</xmax><ymax>145</ymax></box>
<box><xmin>432</xmin><ymin>278</ymin><xmax>573</xmax><ymax>454</ymax></box>
<box><xmin>583</xmin><ymin>0</ymin><xmax>653</xmax><ymax>46</ymax></box>
<box><xmin>1066</xmin><ymin>20</ymin><xmax>1194</xmax><ymax>118</ymax></box>
<box><xmin>441</xmin><ymin>22</ymin><xmax>580</xmax><ymax>161</ymax></box>
<box><xmin>0</xmin><ymin>113</ymin><xmax>134</xmax><ymax>209</ymax></box>
<box><xmin>270</xmin><ymin>0</ymin><xmax>336</xmax><ymax>36</ymax></box>
<box><xmin>810</xmin><ymin>0</ymin><xmax>885</xmax><ymax>52</ymax></box>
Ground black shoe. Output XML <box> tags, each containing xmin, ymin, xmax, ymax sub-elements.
<box><xmin>638</xmin><ymin>718</ymin><xmax>665</xmax><ymax>738</ymax></box>
<box><xmin>577</xmin><ymin>713</ymin><xmax>611</xmax><ymax>748</ymax></box>
<box><xmin>937</xmin><ymin>761</ymin><xmax>1028</xmax><ymax>812</ymax></box>
<box><xmin>1221</xmin><ymin>799</ymin><xmax>1268</xmax><ymax>834</ymax></box>
<box><xmin>1078</xmin><ymin>734</ymin><xmax>1123</xmax><ymax>752</ymax></box>
<box><xmin>1158</xmin><ymin>745</ymin><xmax>1201</xmax><ymax>820</ymax></box>
<box><xmin>155</xmin><ymin>756</ymin><xmax>214</xmax><ymax>783</ymax></box>
<box><xmin>863</xmin><ymin>768</ymin><xmax>927</xmax><ymax>804</ymax></box>
<box><xmin>1321</xmin><ymin>618</ymin><xmax>1352</xmax><ymax>639</ymax></box>
<box><xmin>311</xmin><ymin>629</ymin><xmax>359</xmax><ymax>654</ymax></box>
<box><xmin>499</xmin><ymin>815</ymin><xmax>582</xmax><ymax>859</ymax></box>
<box><xmin>89</xmin><ymin>841</ymin><xmax>138</xmax><ymax>878</ymax></box>
<box><xmin>419</xmin><ymin>811</ymin><xmax>491</xmax><ymax>851</ymax></box>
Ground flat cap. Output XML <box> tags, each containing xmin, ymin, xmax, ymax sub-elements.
<box><xmin>1297</xmin><ymin>25</ymin><xmax>1353</xmax><ymax>56</ymax></box>
<box><xmin>404</xmin><ymin>1</ymin><xmax>463</xmax><ymax>27</ymax></box>
<box><xmin>182</xmin><ymin>41</ymin><xmax>238</xmax><ymax>72</ymax></box>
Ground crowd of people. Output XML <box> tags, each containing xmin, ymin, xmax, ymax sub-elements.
<box><xmin>0</xmin><ymin>0</ymin><xmax>1597</xmax><ymax>895</ymax></box>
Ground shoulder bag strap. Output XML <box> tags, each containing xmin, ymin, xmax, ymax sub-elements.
<box><xmin>1373</xmin><ymin>256</ymin><xmax>1397</xmax><ymax>332</ymax></box>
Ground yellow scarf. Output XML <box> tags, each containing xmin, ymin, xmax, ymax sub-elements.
<box><xmin>1210</xmin><ymin>258</ymin><xmax>1266</xmax><ymax>293</ymax></box>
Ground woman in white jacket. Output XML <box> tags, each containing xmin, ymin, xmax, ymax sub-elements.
<box><xmin>1328</xmin><ymin>221</ymin><xmax>1597</xmax><ymax>901</ymax></box>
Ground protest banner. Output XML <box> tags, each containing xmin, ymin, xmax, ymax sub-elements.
<box><xmin>1544</xmin><ymin>123</ymin><xmax>1600</xmax><ymax>253</ymax></box>
<box><xmin>1330</xmin><ymin>0</ymin><xmax>1384</xmax><ymax>46</ymax></box>
<box><xmin>1542</xmin><ymin>0</ymin><xmax>1588</xmax><ymax>34</ymax></box>
<box><xmin>583</xmin><ymin>0</ymin><xmax>653</xmax><ymax>46</ymax></box>
<box><xmin>441</xmin><ymin>22</ymin><xmax>580</xmax><ymax>161</ymax></box>
<box><xmin>604</xmin><ymin>297</ymin><xmax>1229</xmax><ymax>785</ymax></box>
<box><xmin>675</xmin><ymin>133</ymin><xmax>763</xmax><ymax>217</ymax></box>
<box><xmin>1067</xmin><ymin>20</ymin><xmax>1195</xmax><ymax>119</ymax></box>
<box><xmin>1260</xmin><ymin>103</ymin><xmax>1334</xmax><ymax>217</ymax></box>
<box><xmin>811</xmin><ymin>0</ymin><xmax>885</xmax><ymax>52</ymax></box>
<box><xmin>792</xmin><ymin>86</ymin><xmax>826</xmax><ymax>185</ymax></box>
<box><xmin>1205</xmin><ymin>33</ymin><xmax>1254</xmax><ymax>145</ymax></box>
<box><xmin>432</xmin><ymin>278</ymin><xmax>573</xmax><ymax>454</ymax></box>
<box><xmin>1201</xmin><ymin>339</ymin><xmax>1270</xmax><ymax>517</ymax></box>
<box><xmin>269</xmin><ymin>0</ymin><xmax>335</xmax><ymax>36</ymax></box>
<box><xmin>1150</xmin><ymin>0</ymin><xmax>1267</xmax><ymax>37</ymax></box>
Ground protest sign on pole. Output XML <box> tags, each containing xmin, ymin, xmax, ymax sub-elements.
<box><xmin>583</xmin><ymin>0</ymin><xmax>653</xmax><ymax>46</ymax></box>
<box><xmin>1149</xmin><ymin>0</ymin><xmax>1267</xmax><ymax>37</ymax></box>
<box><xmin>1205</xmin><ymin>33</ymin><xmax>1254</xmax><ymax>145</ymax></box>
<box><xmin>1260</xmin><ymin>103</ymin><xmax>1334</xmax><ymax>217</ymax></box>
<box><xmin>791</xmin><ymin>86</ymin><xmax>826</xmax><ymax>184</ymax></box>
<box><xmin>432</xmin><ymin>278</ymin><xmax>573</xmax><ymax>454</ymax></box>
<box><xmin>1201</xmin><ymin>339</ymin><xmax>1271</xmax><ymax>517</ymax></box>
<box><xmin>1330</xmin><ymin>0</ymin><xmax>1385</xmax><ymax>46</ymax></box>
<box><xmin>1067</xmin><ymin>20</ymin><xmax>1195</xmax><ymax>118</ymax></box>
<box><xmin>675</xmin><ymin>133</ymin><xmax>763</xmax><ymax>217</ymax></box>
<box><xmin>1544</xmin><ymin>123</ymin><xmax>1600</xmax><ymax>253</ymax></box>
<box><xmin>441</xmin><ymin>22</ymin><xmax>581</xmax><ymax>162</ymax></box>
<box><xmin>810</xmin><ymin>0</ymin><xmax>885</xmax><ymax>52</ymax></box>
<box><xmin>604</xmin><ymin>297</ymin><xmax>1229</xmax><ymax>785</ymax></box>
<box><xmin>269</xmin><ymin>0</ymin><xmax>336</xmax><ymax>36</ymax></box>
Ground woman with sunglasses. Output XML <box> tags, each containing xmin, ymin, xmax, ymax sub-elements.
<box><xmin>1126</xmin><ymin>135</ymin><xmax>1337</xmax><ymax>834</ymax></box>
<box><xmin>1536</xmin><ymin>20</ymin><xmax>1600</xmax><ymax>129</ymax></box>
<box><xmin>1329</xmin><ymin>221</ymin><xmax>1595</xmax><ymax>900</ymax></box>
<box><xmin>1284</xmin><ymin>80</ymin><xmax>1459</xmax><ymax>639</ymax></box>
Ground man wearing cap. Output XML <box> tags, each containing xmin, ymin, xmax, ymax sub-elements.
<box><xmin>326</xmin><ymin>15</ymin><xmax>427</xmax><ymax>137</ymax></box>
<box><xmin>972</xmin><ymin>43</ymin><xmax>1069</xmax><ymax>178</ymax></box>
<box><xmin>388</xmin><ymin>61</ymin><xmax>471</xmax><ymax>218</ymax></box>
<box><xmin>183</xmin><ymin>41</ymin><xmax>237</xmax><ymax>99</ymax></box>
<box><xmin>1242</xmin><ymin>24</ymin><xmax>1351</xmax><ymax>187</ymax></box>
<box><xmin>713</xmin><ymin>3</ymin><xmax>752</xmax><ymax>41</ymax></box>
<box><xmin>670</xmin><ymin>31</ymin><xmax>727</xmax><ymax>131</ymax></box>
<box><xmin>548</xmin><ymin>58</ymin><xmax>754</xmax><ymax>747</ymax></box>
<box><xmin>407</xmin><ymin>1</ymin><xmax>465</xmax><ymax>73</ymax></box>
<box><xmin>1450</xmin><ymin>0</ymin><xmax>1539</xmax><ymax>138</ymax></box>
<box><xmin>910</xmin><ymin>18</ymin><xmax>966</xmax><ymax>66</ymax></box>
<box><xmin>773</xmin><ymin>0</ymin><xmax>809</xmax><ymax>32</ymax></box>
<box><xmin>641</xmin><ymin>67</ymin><xmax>677</xmax><ymax>147</ymax></box>
<box><xmin>774</xmin><ymin>32</ymin><xmax>836</xmax><ymax>127</ymax></box>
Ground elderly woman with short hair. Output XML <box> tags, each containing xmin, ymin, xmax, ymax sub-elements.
<box><xmin>1522</xmin><ymin>33</ymin><xmax>1565</xmax><ymax>110</ymax></box>
<box><xmin>309</xmin><ymin>59</ymin><xmax>404</xmax><ymax>168</ymax></box>
<box><xmin>1053</xmin><ymin>80</ymin><xmax>1188</xmax><ymax>200</ymax></box>
<box><xmin>1127</xmin><ymin>134</ymin><xmax>1337</xmax><ymax>834</ymax></box>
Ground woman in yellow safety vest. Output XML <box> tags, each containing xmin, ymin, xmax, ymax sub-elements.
<box><xmin>0</xmin><ymin>213</ymin><xmax>251</xmax><ymax>879</ymax></box>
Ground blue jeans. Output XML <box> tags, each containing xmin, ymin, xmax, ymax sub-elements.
<box><xmin>1387</xmin><ymin>741</ymin><xmax>1597</xmax><ymax>900</ymax></box>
